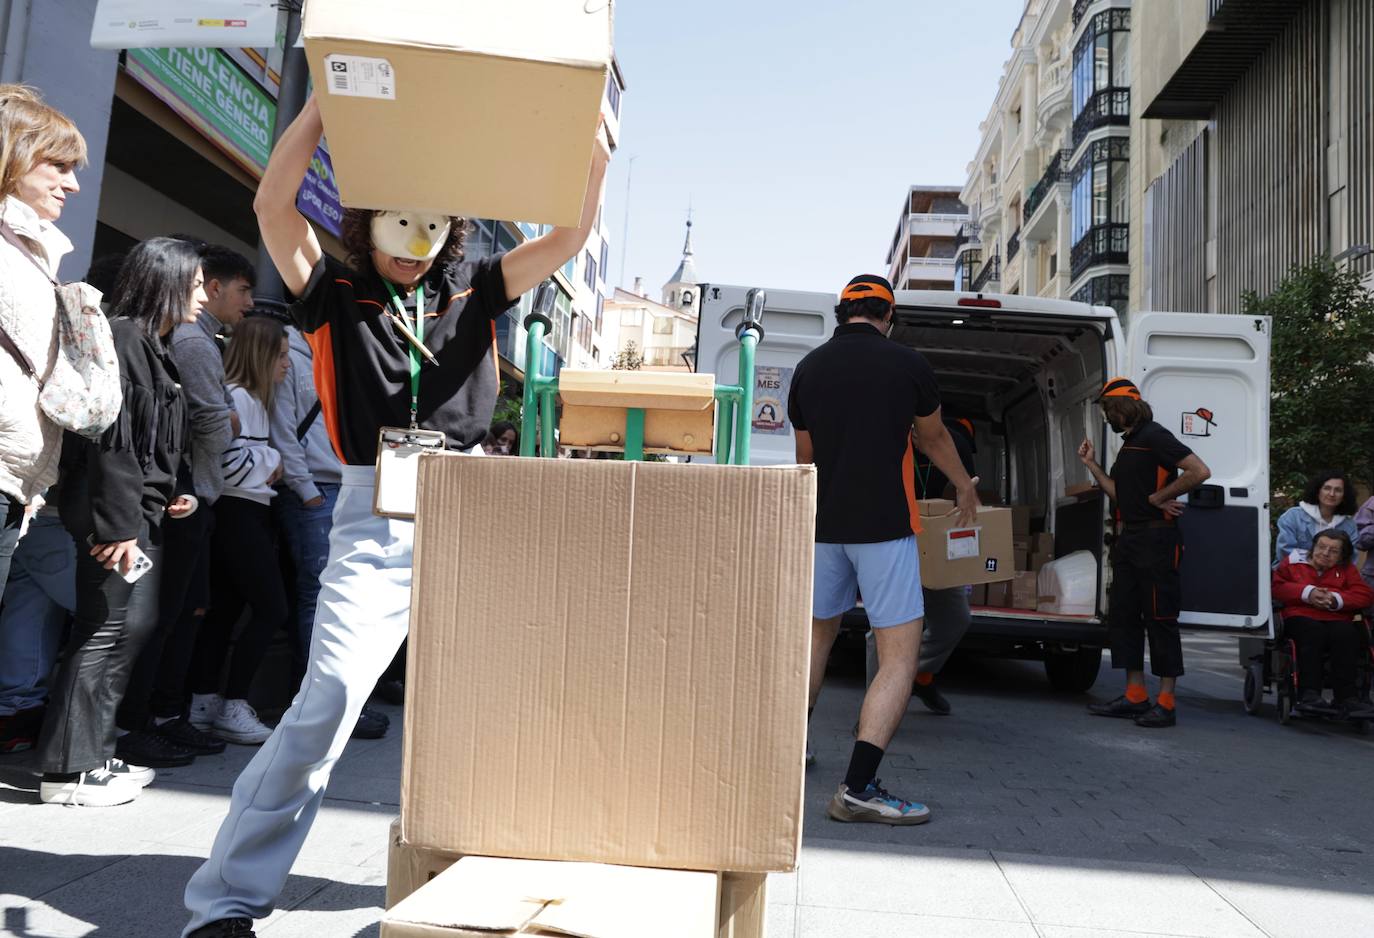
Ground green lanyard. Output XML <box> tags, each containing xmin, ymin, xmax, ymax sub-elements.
<box><xmin>384</xmin><ymin>280</ymin><xmax>424</xmax><ymax>429</ymax></box>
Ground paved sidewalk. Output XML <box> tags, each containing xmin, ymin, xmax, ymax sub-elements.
<box><xmin>3</xmin><ymin>635</ymin><xmax>1374</xmax><ymax>937</ymax></box>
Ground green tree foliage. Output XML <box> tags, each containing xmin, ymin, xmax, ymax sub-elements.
<box><xmin>610</xmin><ymin>340</ymin><xmax>644</xmax><ymax>371</ymax></box>
<box><xmin>1244</xmin><ymin>258</ymin><xmax>1374</xmax><ymax>499</ymax></box>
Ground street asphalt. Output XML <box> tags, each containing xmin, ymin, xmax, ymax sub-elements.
<box><xmin>3</xmin><ymin>633</ymin><xmax>1373</xmax><ymax>937</ymax></box>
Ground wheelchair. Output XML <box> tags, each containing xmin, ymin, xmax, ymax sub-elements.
<box><xmin>1242</xmin><ymin>611</ymin><xmax>1374</xmax><ymax>733</ymax></box>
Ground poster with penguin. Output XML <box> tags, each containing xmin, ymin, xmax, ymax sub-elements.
<box><xmin>753</xmin><ymin>366</ymin><xmax>793</xmax><ymax>435</ymax></box>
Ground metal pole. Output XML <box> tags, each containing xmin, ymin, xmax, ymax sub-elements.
<box><xmin>256</xmin><ymin>1</ymin><xmax>308</xmax><ymax>306</ymax></box>
<box><xmin>733</xmin><ymin>331</ymin><xmax>759</xmax><ymax>465</ymax></box>
<box><xmin>617</xmin><ymin>156</ymin><xmax>636</xmax><ymax>289</ymax></box>
<box><xmin>520</xmin><ymin>319</ymin><xmax>547</xmax><ymax>456</ymax></box>
<box><xmin>623</xmin><ymin>408</ymin><xmax>645</xmax><ymax>461</ymax></box>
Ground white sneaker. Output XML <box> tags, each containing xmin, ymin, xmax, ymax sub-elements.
<box><xmin>40</xmin><ymin>767</ymin><xmax>139</xmax><ymax>806</ymax></box>
<box><xmin>213</xmin><ymin>699</ymin><xmax>272</xmax><ymax>745</ymax></box>
<box><xmin>189</xmin><ymin>693</ymin><xmax>224</xmax><ymax>731</ymax></box>
<box><xmin>106</xmin><ymin>757</ymin><xmax>155</xmax><ymax>788</ymax></box>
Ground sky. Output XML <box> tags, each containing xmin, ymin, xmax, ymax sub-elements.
<box><xmin>603</xmin><ymin>0</ymin><xmax>1028</xmax><ymax>297</ymax></box>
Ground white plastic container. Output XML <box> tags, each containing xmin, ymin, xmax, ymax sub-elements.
<box><xmin>1037</xmin><ymin>551</ymin><xmax>1097</xmax><ymax>616</ymax></box>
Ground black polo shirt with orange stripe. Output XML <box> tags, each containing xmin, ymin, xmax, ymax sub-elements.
<box><xmin>290</xmin><ymin>253</ymin><xmax>514</xmax><ymax>465</ymax></box>
<box><xmin>1109</xmin><ymin>420</ymin><xmax>1193</xmax><ymax>524</ymax></box>
<box><xmin>787</xmin><ymin>321</ymin><xmax>941</xmax><ymax>544</ymax></box>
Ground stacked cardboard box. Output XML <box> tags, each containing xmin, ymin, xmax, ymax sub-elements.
<box><xmin>384</xmin><ymin>456</ymin><xmax>816</xmax><ymax>937</ymax></box>
<box><xmin>914</xmin><ymin>499</ymin><xmax>1014</xmax><ymax>589</ymax></box>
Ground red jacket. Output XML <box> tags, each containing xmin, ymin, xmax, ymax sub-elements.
<box><xmin>1272</xmin><ymin>558</ymin><xmax>1374</xmax><ymax>622</ymax></box>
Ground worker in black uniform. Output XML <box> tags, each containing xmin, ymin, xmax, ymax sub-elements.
<box><xmin>1077</xmin><ymin>377</ymin><xmax>1211</xmax><ymax>728</ymax></box>
<box><xmin>886</xmin><ymin>417</ymin><xmax>978</xmax><ymax>715</ymax></box>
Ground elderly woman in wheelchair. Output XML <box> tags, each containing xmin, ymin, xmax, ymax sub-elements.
<box><xmin>1272</xmin><ymin>529</ymin><xmax>1374</xmax><ymax>717</ymax></box>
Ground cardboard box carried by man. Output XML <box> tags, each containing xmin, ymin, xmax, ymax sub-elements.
<box><xmin>303</xmin><ymin>0</ymin><xmax>614</xmax><ymax>226</ymax></box>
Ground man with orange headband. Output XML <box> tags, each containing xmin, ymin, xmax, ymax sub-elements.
<box><xmin>1078</xmin><ymin>377</ymin><xmax>1211</xmax><ymax>728</ymax></box>
<box><xmin>789</xmin><ymin>273</ymin><xmax>978</xmax><ymax>825</ymax></box>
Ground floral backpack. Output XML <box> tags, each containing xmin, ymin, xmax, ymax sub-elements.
<box><xmin>0</xmin><ymin>223</ymin><xmax>121</xmax><ymax>440</ymax></box>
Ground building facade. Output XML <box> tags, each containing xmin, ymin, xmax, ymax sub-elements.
<box><xmin>603</xmin><ymin>217</ymin><xmax>701</xmax><ymax>372</ymax></box>
<box><xmin>884</xmin><ymin>186</ymin><xmax>967</xmax><ymax>290</ymax></box>
<box><xmin>0</xmin><ymin>0</ymin><xmax>623</xmax><ymax>392</ymax></box>
<box><xmin>1133</xmin><ymin>0</ymin><xmax>1374</xmax><ymax>314</ymax></box>
<box><xmin>960</xmin><ymin>0</ymin><xmax>1133</xmax><ymax>314</ymax></box>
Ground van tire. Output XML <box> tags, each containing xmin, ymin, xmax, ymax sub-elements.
<box><xmin>1044</xmin><ymin>646</ymin><xmax>1102</xmax><ymax>694</ymax></box>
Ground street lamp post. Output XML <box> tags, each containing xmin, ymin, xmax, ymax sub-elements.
<box><xmin>256</xmin><ymin>0</ymin><xmax>309</xmax><ymax>308</ymax></box>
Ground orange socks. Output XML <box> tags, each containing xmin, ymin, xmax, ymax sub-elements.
<box><xmin>1157</xmin><ymin>691</ymin><xmax>1176</xmax><ymax>711</ymax></box>
<box><xmin>915</xmin><ymin>672</ymin><xmax>934</xmax><ymax>686</ymax></box>
<box><xmin>1124</xmin><ymin>683</ymin><xmax>1149</xmax><ymax>704</ymax></box>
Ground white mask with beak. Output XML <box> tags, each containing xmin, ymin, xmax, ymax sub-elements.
<box><xmin>370</xmin><ymin>211</ymin><xmax>452</xmax><ymax>262</ymax></box>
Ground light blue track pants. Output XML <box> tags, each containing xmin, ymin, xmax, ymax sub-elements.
<box><xmin>183</xmin><ymin>466</ymin><xmax>412</xmax><ymax>933</ymax></box>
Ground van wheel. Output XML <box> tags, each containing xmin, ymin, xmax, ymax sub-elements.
<box><xmin>1045</xmin><ymin>647</ymin><xmax>1102</xmax><ymax>694</ymax></box>
<box><xmin>1243</xmin><ymin>661</ymin><xmax>1265</xmax><ymax>715</ymax></box>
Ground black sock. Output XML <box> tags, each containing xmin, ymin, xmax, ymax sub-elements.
<box><xmin>843</xmin><ymin>740</ymin><xmax>884</xmax><ymax>792</ymax></box>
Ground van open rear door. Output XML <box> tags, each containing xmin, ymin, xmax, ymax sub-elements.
<box><xmin>1126</xmin><ymin>312</ymin><xmax>1272</xmax><ymax>634</ymax></box>
<box><xmin>695</xmin><ymin>284</ymin><xmax>835</xmax><ymax>465</ymax></box>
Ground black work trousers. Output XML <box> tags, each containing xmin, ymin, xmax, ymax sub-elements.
<box><xmin>1285</xmin><ymin>615</ymin><xmax>1363</xmax><ymax>701</ymax></box>
<box><xmin>1108</xmin><ymin>525</ymin><xmax>1185</xmax><ymax>678</ymax></box>
<box><xmin>189</xmin><ymin>496</ymin><xmax>287</xmax><ymax>700</ymax></box>
<box><xmin>36</xmin><ymin>521</ymin><xmax>161</xmax><ymax>774</ymax></box>
<box><xmin>116</xmin><ymin>504</ymin><xmax>214</xmax><ymax>728</ymax></box>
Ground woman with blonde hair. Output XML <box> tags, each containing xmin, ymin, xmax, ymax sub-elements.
<box><xmin>187</xmin><ymin>316</ymin><xmax>290</xmax><ymax>746</ymax></box>
<box><xmin>0</xmin><ymin>84</ymin><xmax>85</xmax><ymax>591</ymax></box>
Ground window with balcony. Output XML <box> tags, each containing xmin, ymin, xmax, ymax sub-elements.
<box><xmin>1071</xmin><ymin>9</ymin><xmax>1130</xmax><ymax>147</ymax></box>
<box><xmin>1070</xmin><ymin>137</ymin><xmax>1129</xmax><ymax>279</ymax></box>
<box><xmin>652</xmin><ymin>315</ymin><xmax>673</xmax><ymax>335</ymax></box>
<box><xmin>1071</xmin><ymin>273</ymin><xmax>1129</xmax><ymax>315</ymax></box>
<box><xmin>594</xmin><ymin>291</ymin><xmax>604</xmax><ymax>333</ymax></box>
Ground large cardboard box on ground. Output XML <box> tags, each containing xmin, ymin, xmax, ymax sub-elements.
<box><xmin>382</xmin><ymin>855</ymin><xmax>719</xmax><ymax>938</ymax></box>
<box><xmin>303</xmin><ymin>0</ymin><xmax>611</xmax><ymax>225</ymax></box>
<box><xmin>915</xmin><ymin>500</ymin><xmax>1014</xmax><ymax>590</ymax></box>
<box><xmin>386</xmin><ymin>820</ymin><xmax>769</xmax><ymax>938</ymax></box>
<box><xmin>403</xmin><ymin>456</ymin><xmax>815</xmax><ymax>872</ymax></box>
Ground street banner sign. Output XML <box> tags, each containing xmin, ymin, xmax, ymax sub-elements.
<box><xmin>91</xmin><ymin>0</ymin><xmax>279</xmax><ymax>49</ymax></box>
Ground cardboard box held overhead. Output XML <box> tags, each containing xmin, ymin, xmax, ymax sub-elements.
<box><xmin>915</xmin><ymin>499</ymin><xmax>1014</xmax><ymax>590</ymax></box>
<box><xmin>303</xmin><ymin>0</ymin><xmax>612</xmax><ymax>225</ymax></box>
<box><xmin>382</xmin><ymin>856</ymin><xmax>719</xmax><ymax>938</ymax></box>
<box><xmin>403</xmin><ymin>456</ymin><xmax>815</xmax><ymax>872</ymax></box>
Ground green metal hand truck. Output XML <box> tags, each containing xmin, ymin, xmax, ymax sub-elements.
<box><xmin>519</xmin><ymin>288</ymin><xmax>766</xmax><ymax>464</ymax></box>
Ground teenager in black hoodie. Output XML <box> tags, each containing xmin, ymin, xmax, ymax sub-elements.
<box><xmin>36</xmin><ymin>237</ymin><xmax>205</xmax><ymax>806</ymax></box>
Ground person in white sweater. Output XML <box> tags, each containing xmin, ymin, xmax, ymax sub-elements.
<box><xmin>187</xmin><ymin>317</ymin><xmax>290</xmax><ymax>745</ymax></box>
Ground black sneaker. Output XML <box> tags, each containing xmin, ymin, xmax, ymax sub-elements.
<box><xmin>1296</xmin><ymin>692</ymin><xmax>1336</xmax><ymax>715</ymax></box>
<box><xmin>115</xmin><ymin>729</ymin><xmax>195</xmax><ymax>768</ymax></box>
<box><xmin>351</xmin><ymin>705</ymin><xmax>389</xmax><ymax>740</ymax></box>
<box><xmin>188</xmin><ymin>918</ymin><xmax>256</xmax><ymax>938</ymax></box>
<box><xmin>1087</xmin><ymin>695</ymin><xmax>1152</xmax><ymax>719</ymax></box>
<box><xmin>157</xmin><ymin>717</ymin><xmax>227</xmax><ymax>755</ymax></box>
<box><xmin>1134</xmin><ymin>703</ymin><xmax>1177</xmax><ymax>728</ymax></box>
<box><xmin>0</xmin><ymin>705</ymin><xmax>45</xmax><ymax>753</ymax></box>
<box><xmin>912</xmin><ymin>680</ymin><xmax>951</xmax><ymax>715</ymax></box>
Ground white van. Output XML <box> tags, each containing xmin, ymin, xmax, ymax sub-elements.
<box><xmin>695</xmin><ymin>285</ymin><xmax>1274</xmax><ymax>692</ymax></box>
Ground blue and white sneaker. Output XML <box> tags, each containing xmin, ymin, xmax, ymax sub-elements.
<box><xmin>827</xmin><ymin>779</ymin><xmax>931</xmax><ymax>825</ymax></box>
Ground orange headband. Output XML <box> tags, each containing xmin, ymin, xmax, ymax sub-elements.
<box><xmin>840</xmin><ymin>282</ymin><xmax>895</xmax><ymax>305</ymax></box>
<box><xmin>1100</xmin><ymin>377</ymin><xmax>1142</xmax><ymax>401</ymax></box>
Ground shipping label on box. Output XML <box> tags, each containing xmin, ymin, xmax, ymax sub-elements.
<box><xmin>916</xmin><ymin>500</ymin><xmax>1013</xmax><ymax>589</ymax></box>
<box><xmin>403</xmin><ymin>457</ymin><xmax>814</xmax><ymax>873</ymax></box>
<box><xmin>303</xmin><ymin>0</ymin><xmax>612</xmax><ymax>225</ymax></box>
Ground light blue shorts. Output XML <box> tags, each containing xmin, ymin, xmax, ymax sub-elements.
<box><xmin>813</xmin><ymin>536</ymin><xmax>924</xmax><ymax>628</ymax></box>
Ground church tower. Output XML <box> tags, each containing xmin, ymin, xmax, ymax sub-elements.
<box><xmin>661</xmin><ymin>211</ymin><xmax>701</xmax><ymax>317</ymax></box>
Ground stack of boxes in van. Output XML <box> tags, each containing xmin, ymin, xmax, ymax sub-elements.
<box><xmin>382</xmin><ymin>455</ymin><xmax>817</xmax><ymax>937</ymax></box>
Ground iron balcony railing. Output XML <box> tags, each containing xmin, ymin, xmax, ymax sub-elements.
<box><xmin>952</xmin><ymin>222</ymin><xmax>981</xmax><ymax>253</ymax></box>
<box><xmin>971</xmin><ymin>254</ymin><xmax>1001</xmax><ymax>292</ymax></box>
<box><xmin>1007</xmin><ymin>228</ymin><xmax>1021</xmax><ymax>262</ymax></box>
<box><xmin>1073</xmin><ymin>0</ymin><xmax>1095</xmax><ymax>27</ymax></box>
<box><xmin>1024</xmin><ymin>149</ymin><xmax>1072</xmax><ymax>224</ymax></box>
<box><xmin>1070</xmin><ymin>223</ymin><xmax>1128</xmax><ymax>280</ymax></box>
<box><xmin>1072</xmin><ymin>88</ymin><xmax>1130</xmax><ymax>148</ymax></box>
